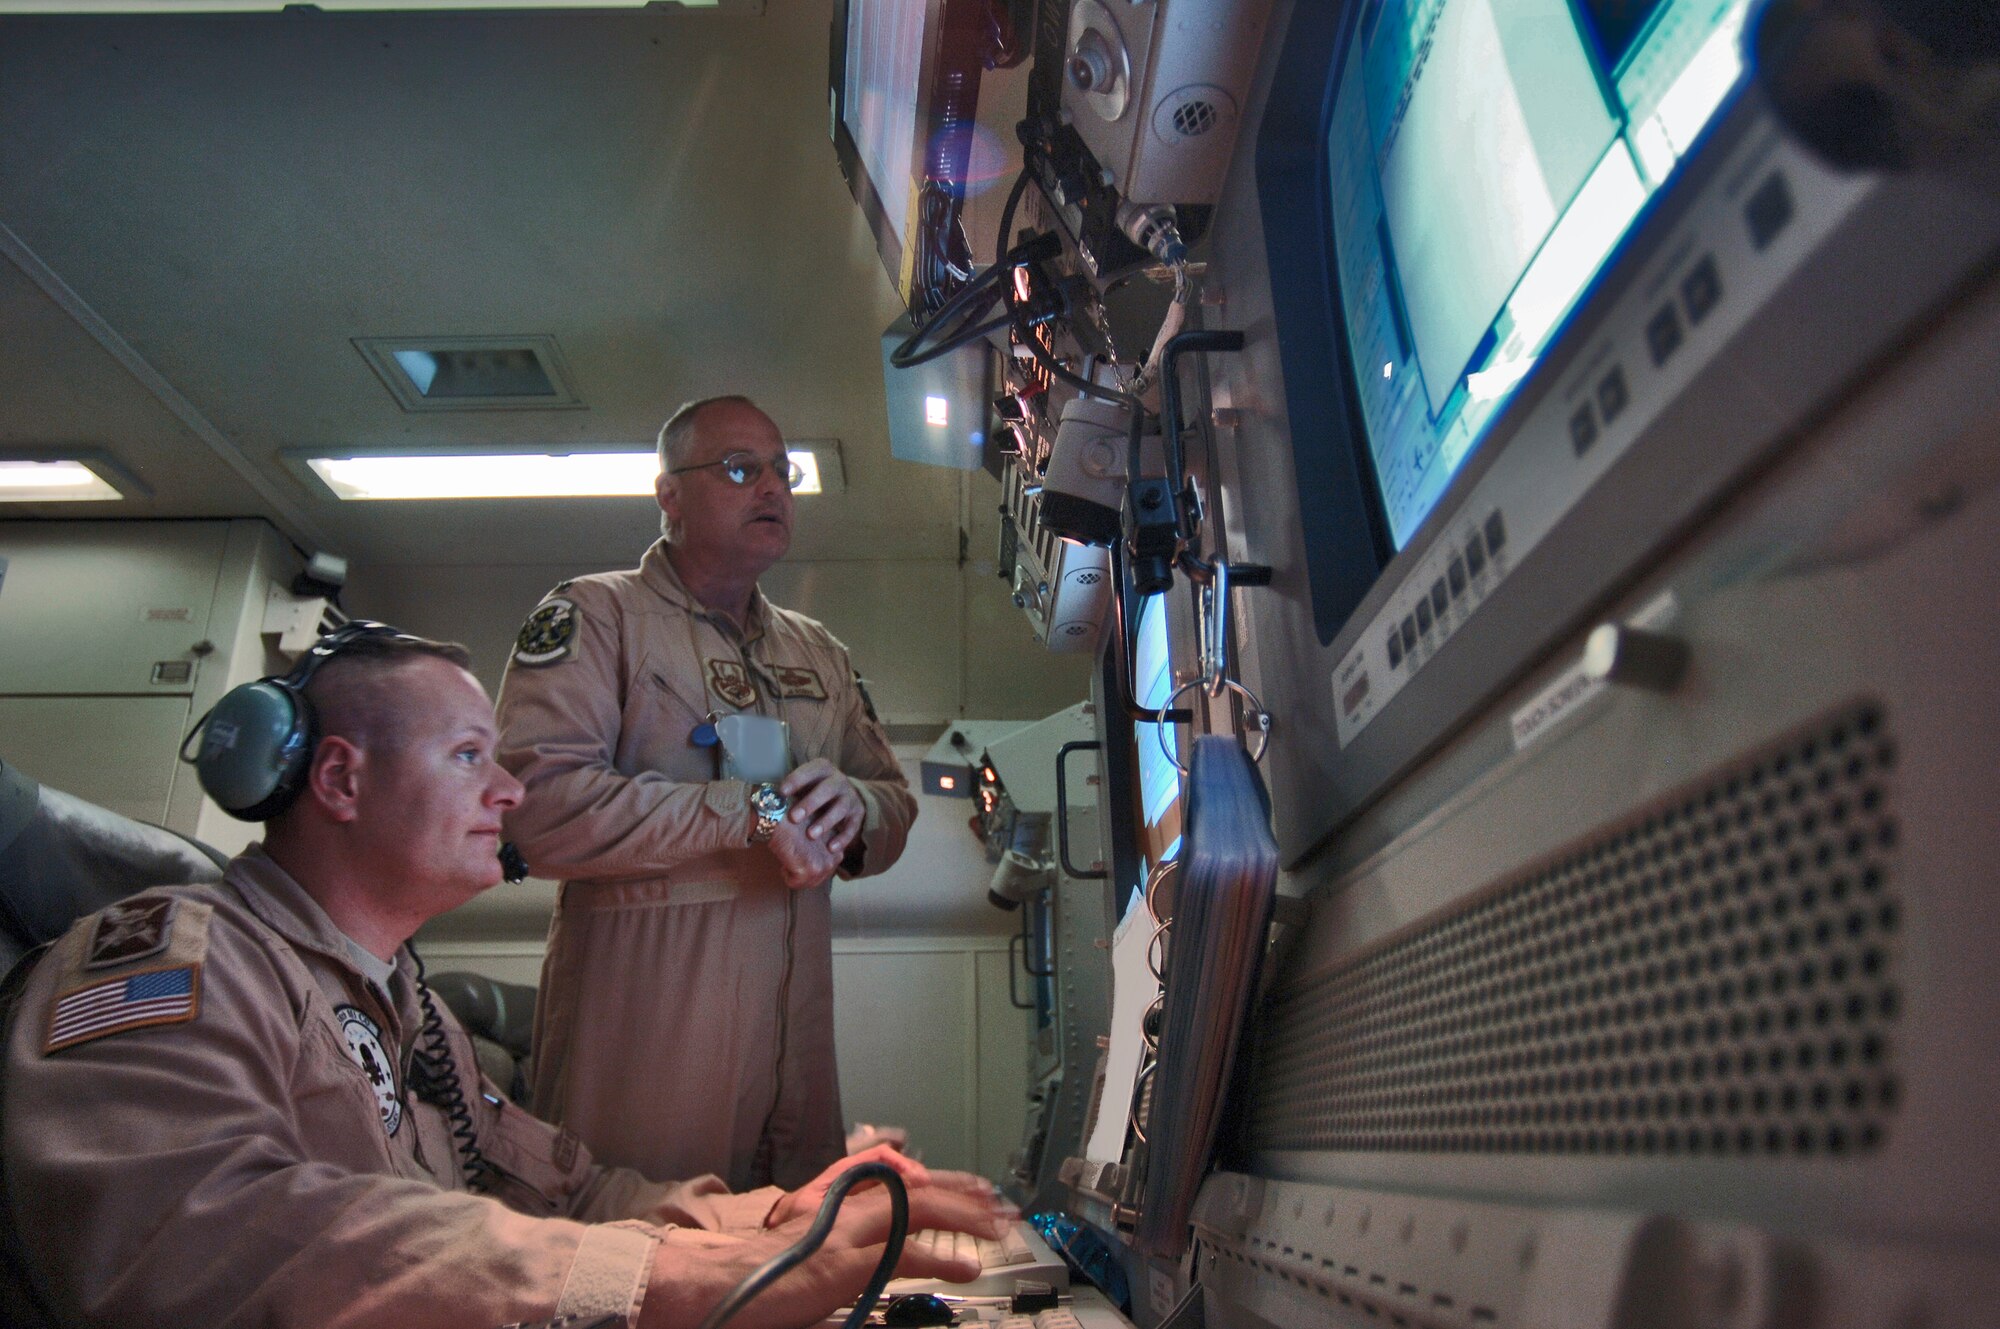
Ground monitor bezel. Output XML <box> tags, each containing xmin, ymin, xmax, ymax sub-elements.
<box><xmin>1243</xmin><ymin>0</ymin><xmax>2000</xmax><ymax>864</ymax></box>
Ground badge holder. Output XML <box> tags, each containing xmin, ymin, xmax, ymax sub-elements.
<box><xmin>692</xmin><ymin>712</ymin><xmax>792</xmax><ymax>784</ymax></box>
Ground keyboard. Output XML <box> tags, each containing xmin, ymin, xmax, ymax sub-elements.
<box><xmin>882</xmin><ymin>1218</ymin><xmax>1071</xmax><ymax>1297</ymax></box>
<box><xmin>824</xmin><ymin>1280</ymin><xmax>1132</xmax><ymax>1328</ymax></box>
<box><xmin>943</xmin><ymin>1286</ymin><xmax>1132</xmax><ymax>1327</ymax></box>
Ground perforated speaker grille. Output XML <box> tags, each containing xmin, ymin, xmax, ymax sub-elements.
<box><xmin>1249</xmin><ymin>702</ymin><xmax>1902</xmax><ymax>1159</ymax></box>
<box><xmin>1171</xmin><ymin>99</ymin><xmax>1218</xmax><ymax>138</ymax></box>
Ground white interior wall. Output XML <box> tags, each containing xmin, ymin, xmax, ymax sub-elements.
<box><xmin>0</xmin><ymin>518</ymin><xmax>297</xmax><ymax>845</ymax></box>
<box><xmin>338</xmin><ymin>465</ymin><xmax>1092</xmax><ymax>730</ymax></box>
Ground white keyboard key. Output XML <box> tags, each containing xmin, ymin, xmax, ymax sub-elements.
<box><xmin>887</xmin><ymin>1219</ymin><xmax>1069</xmax><ymax>1298</ymax></box>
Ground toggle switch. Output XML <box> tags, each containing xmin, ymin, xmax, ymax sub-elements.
<box><xmin>1582</xmin><ymin>623</ymin><xmax>1689</xmax><ymax>691</ymax></box>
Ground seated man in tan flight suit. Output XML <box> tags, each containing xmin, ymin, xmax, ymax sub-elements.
<box><xmin>496</xmin><ymin>395</ymin><xmax>919</xmax><ymax>1192</ymax></box>
<box><xmin>0</xmin><ymin>633</ymin><xmax>998</xmax><ymax>1329</ymax></box>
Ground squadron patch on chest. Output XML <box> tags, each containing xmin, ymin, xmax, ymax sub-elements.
<box><xmin>770</xmin><ymin>664</ymin><xmax>829</xmax><ymax>701</ymax></box>
<box><xmin>706</xmin><ymin>658</ymin><xmax>759</xmax><ymax>709</ymax></box>
<box><xmin>514</xmin><ymin>598</ymin><xmax>579</xmax><ymax>667</ymax></box>
<box><xmin>335</xmin><ymin>1004</ymin><xmax>403</xmax><ymax>1137</ymax></box>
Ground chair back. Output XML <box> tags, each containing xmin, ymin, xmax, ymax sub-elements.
<box><xmin>0</xmin><ymin>760</ymin><xmax>226</xmax><ymax>977</ymax></box>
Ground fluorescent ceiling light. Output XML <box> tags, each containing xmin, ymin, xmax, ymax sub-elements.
<box><xmin>0</xmin><ymin>457</ymin><xmax>135</xmax><ymax>502</ymax></box>
<box><xmin>302</xmin><ymin>448</ymin><xmax>827</xmax><ymax>499</ymax></box>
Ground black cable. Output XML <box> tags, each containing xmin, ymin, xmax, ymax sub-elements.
<box><xmin>890</xmin><ymin>170</ymin><xmax>1036</xmax><ymax>369</ymax></box>
<box><xmin>692</xmin><ymin>1162</ymin><xmax>909</xmax><ymax>1329</ymax></box>
<box><xmin>992</xmin><ymin>167</ymin><xmax>1140</xmax><ymax>414</ymax></box>
<box><xmin>889</xmin><ymin>267</ymin><xmax>1004</xmax><ymax>368</ymax></box>
<box><xmin>406</xmin><ymin>944</ymin><xmax>492</xmax><ymax>1193</ymax></box>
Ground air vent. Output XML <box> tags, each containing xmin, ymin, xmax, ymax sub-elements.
<box><xmin>1249</xmin><ymin>702</ymin><xmax>1903</xmax><ymax>1160</ymax></box>
<box><xmin>354</xmin><ymin>335</ymin><xmax>583</xmax><ymax>412</ymax></box>
<box><xmin>1172</xmin><ymin>99</ymin><xmax>1218</xmax><ymax>138</ymax></box>
<box><xmin>1155</xmin><ymin>85</ymin><xmax>1233</xmax><ymax>144</ymax></box>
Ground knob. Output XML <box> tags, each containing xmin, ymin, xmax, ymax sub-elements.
<box><xmin>1582</xmin><ymin>623</ymin><xmax>1689</xmax><ymax>691</ymax></box>
<box><xmin>1068</xmin><ymin>29</ymin><xmax>1115</xmax><ymax>92</ymax></box>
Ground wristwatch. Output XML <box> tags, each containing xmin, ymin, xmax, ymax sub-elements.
<box><xmin>747</xmin><ymin>781</ymin><xmax>791</xmax><ymax>844</ymax></box>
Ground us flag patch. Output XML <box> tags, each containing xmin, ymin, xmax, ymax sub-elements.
<box><xmin>45</xmin><ymin>966</ymin><xmax>200</xmax><ymax>1053</ymax></box>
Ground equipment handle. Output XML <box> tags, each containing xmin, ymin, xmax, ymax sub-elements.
<box><xmin>1054</xmin><ymin>740</ymin><xmax>1108</xmax><ymax>880</ymax></box>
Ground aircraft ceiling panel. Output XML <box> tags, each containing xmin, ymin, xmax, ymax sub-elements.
<box><xmin>0</xmin><ymin>4</ymin><xmax>954</xmax><ymax>567</ymax></box>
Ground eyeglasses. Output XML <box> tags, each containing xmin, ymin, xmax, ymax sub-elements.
<box><xmin>668</xmin><ymin>451</ymin><xmax>806</xmax><ymax>490</ymax></box>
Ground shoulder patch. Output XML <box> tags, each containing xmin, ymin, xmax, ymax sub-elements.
<box><xmin>46</xmin><ymin>965</ymin><xmax>200</xmax><ymax>1052</ymax></box>
<box><xmin>43</xmin><ymin>896</ymin><xmax>213</xmax><ymax>1054</ymax></box>
<box><xmin>86</xmin><ymin>897</ymin><xmax>177</xmax><ymax>969</ymax></box>
<box><xmin>515</xmin><ymin>597</ymin><xmax>579</xmax><ymax>666</ymax></box>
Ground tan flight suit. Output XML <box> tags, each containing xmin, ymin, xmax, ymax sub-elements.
<box><xmin>0</xmin><ymin>847</ymin><xmax>784</xmax><ymax>1329</ymax></box>
<box><xmin>495</xmin><ymin>541</ymin><xmax>916</xmax><ymax>1193</ymax></box>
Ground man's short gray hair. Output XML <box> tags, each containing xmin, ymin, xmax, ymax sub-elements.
<box><xmin>656</xmin><ymin>394</ymin><xmax>761</xmax><ymax>471</ymax></box>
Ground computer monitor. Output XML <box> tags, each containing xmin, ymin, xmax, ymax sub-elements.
<box><xmin>1248</xmin><ymin>0</ymin><xmax>2000</xmax><ymax>859</ymax></box>
<box><xmin>1331</xmin><ymin>0</ymin><xmax>1752</xmax><ymax>550</ymax></box>
<box><xmin>829</xmin><ymin>0</ymin><xmax>1029</xmax><ymax>318</ymax></box>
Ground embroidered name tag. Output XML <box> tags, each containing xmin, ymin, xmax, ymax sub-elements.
<box><xmin>706</xmin><ymin>658</ymin><xmax>758</xmax><ymax>709</ymax></box>
<box><xmin>46</xmin><ymin>966</ymin><xmax>200</xmax><ymax>1053</ymax></box>
<box><xmin>770</xmin><ymin>664</ymin><xmax>828</xmax><ymax>700</ymax></box>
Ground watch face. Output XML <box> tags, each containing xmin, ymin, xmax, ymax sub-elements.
<box><xmin>751</xmin><ymin>784</ymin><xmax>786</xmax><ymax>816</ymax></box>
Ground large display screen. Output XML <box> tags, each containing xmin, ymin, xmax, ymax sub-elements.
<box><xmin>1330</xmin><ymin>0</ymin><xmax>1752</xmax><ymax>547</ymax></box>
<box><xmin>841</xmin><ymin>0</ymin><xmax>927</xmax><ymax>264</ymax></box>
<box><xmin>1133</xmin><ymin>596</ymin><xmax>1184</xmax><ymax>867</ymax></box>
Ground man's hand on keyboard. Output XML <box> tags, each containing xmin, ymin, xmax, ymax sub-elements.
<box><xmin>845</xmin><ymin>1122</ymin><xmax>909</xmax><ymax>1154</ymax></box>
<box><xmin>646</xmin><ymin>1183</ymin><xmax>1013</xmax><ymax>1329</ymax></box>
<box><xmin>766</xmin><ymin>1143</ymin><xmax>930</xmax><ymax>1227</ymax></box>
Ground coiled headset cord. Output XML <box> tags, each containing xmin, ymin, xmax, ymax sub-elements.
<box><xmin>405</xmin><ymin>944</ymin><xmax>492</xmax><ymax>1193</ymax></box>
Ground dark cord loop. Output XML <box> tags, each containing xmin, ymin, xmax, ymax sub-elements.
<box><xmin>693</xmin><ymin>1162</ymin><xmax>910</xmax><ymax>1329</ymax></box>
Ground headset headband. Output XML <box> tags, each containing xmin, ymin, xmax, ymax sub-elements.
<box><xmin>181</xmin><ymin>620</ymin><xmax>421</xmax><ymax>821</ymax></box>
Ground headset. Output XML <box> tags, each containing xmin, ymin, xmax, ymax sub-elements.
<box><xmin>181</xmin><ymin>619</ymin><xmax>530</xmax><ymax>883</ymax></box>
<box><xmin>180</xmin><ymin>620</ymin><xmax>413</xmax><ymax>822</ymax></box>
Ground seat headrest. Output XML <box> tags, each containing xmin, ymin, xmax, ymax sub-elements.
<box><xmin>0</xmin><ymin>762</ymin><xmax>37</xmax><ymax>860</ymax></box>
<box><xmin>0</xmin><ymin>761</ymin><xmax>227</xmax><ymax>974</ymax></box>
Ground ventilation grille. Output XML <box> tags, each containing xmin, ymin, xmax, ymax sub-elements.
<box><xmin>1249</xmin><ymin>703</ymin><xmax>1902</xmax><ymax>1160</ymax></box>
<box><xmin>1171</xmin><ymin>99</ymin><xmax>1219</xmax><ymax>138</ymax></box>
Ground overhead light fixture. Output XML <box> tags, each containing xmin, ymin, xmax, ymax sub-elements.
<box><xmin>292</xmin><ymin>446</ymin><xmax>835</xmax><ymax>500</ymax></box>
<box><xmin>0</xmin><ymin>451</ymin><xmax>148</xmax><ymax>503</ymax></box>
<box><xmin>786</xmin><ymin>440</ymin><xmax>845</xmax><ymax>495</ymax></box>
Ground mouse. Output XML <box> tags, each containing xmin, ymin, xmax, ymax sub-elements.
<box><xmin>881</xmin><ymin>1292</ymin><xmax>955</xmax><ymax>1327</ymax></box>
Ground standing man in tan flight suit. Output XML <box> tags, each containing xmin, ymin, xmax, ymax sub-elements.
<box><xmin>496</xmin><ymin>395</ymin><xmax>919</xmax><ymax>1192</ymax></box>
<box><xmin>0</xmin><ymin>631</ymin><xmax>1000</xmax><ymax>1329</ymax></box>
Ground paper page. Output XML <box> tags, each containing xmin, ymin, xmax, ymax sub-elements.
<box><xmin>1085</xmin><ymin>891</ymin><xmax>1161</xmax><ymax>1163</ymax></box>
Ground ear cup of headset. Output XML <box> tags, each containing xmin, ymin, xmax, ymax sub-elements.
<box><xmin>194</xmin><ymin>679</ymin><xmax>321</xmax><ymax>821</ymax></box>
